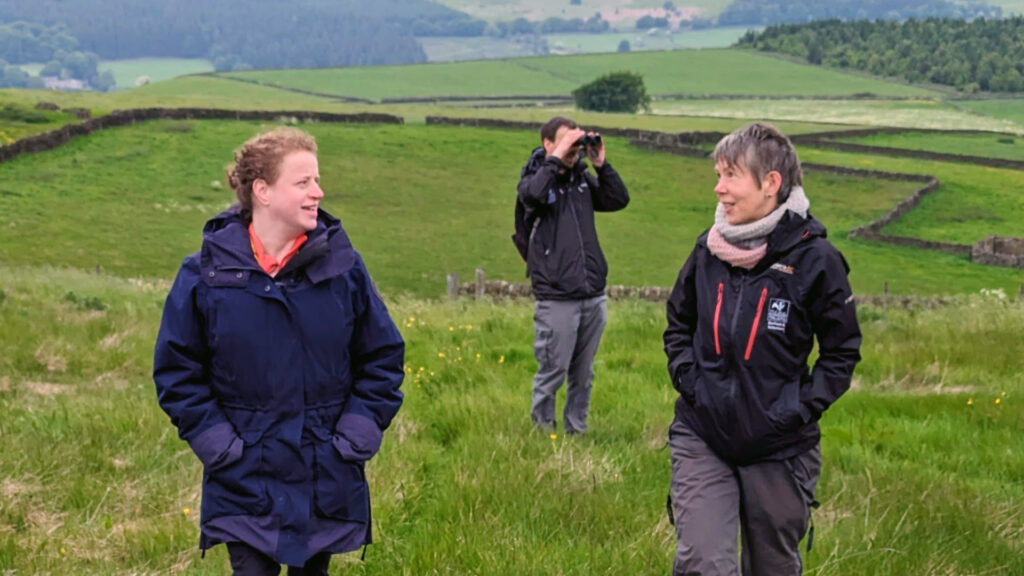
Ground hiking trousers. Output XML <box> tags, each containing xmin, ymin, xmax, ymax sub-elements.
<box><xmin>668</xmin><ymin>419</ymin><xmax>820</xmax><ymax>576</ymax></box>
<box><xmin>530</xmin><ymin>295</ymin><xmax>607</xmax><ymax>434</ymax></box>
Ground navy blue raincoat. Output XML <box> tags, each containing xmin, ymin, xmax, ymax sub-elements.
<box><xmin>154</xmin><ymin>207</ymin><xmax>404</xmax><ymax>565</ymax></box>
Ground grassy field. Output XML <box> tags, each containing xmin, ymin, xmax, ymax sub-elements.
<box><xmin>0</xmin><ymin>103</ymin><xmax>78</xmax><ymax>141</ymax></box>
<box><xmin>0</xmin><ymin>119</ymin><xmax>1021</xmax><ymax>297</ymax></box>
<box><xmin>219</xmin><ymin>50</ymin><xmax>939</xmax><ymax>101</ymax></box>
<box><xmin>990</xmin><ymin>0</ymin><xmax>1024</xmax><ymax>14</ymax></box>
<box><xmin>0</xmin><ymin>81</ymin><xmax>860</xmax><ymax>137</ymax></box>
<box><xmin>418</xmin><ymin>36</ymin><xmax>538</xmax><ymax>62</ymax></box>
<box><xmin>434</xmin><ymin>0</ymin><xmax>733</xmax><ymax>23</ymax></box>
<box><xmin>800</xmin><ymin>147</ymin><xmax>1024</xmax><ymax>247</ymax></box>
<box><xmin>956</xmin><ymin>98</ymin><xmax>1024</xmax><ymax>126</ymax></box>
<box><xmin>653</xmin><ymin>98</ymin><xmax>1024</xmax><ymax>133</ymax></box>
<box><xmin>0</xmin><ymin>265</ymin><xmax>1021</xmax><ymax>574</ymax></box>
<box><xmin>1</xmin><ymin>42</ymin><xmax>1024</xmax><ymax>576</ymax></box>
<box><xmin>18</xmin><ymin>59</ymin><xmax>213</xmax><ymax>90</ymax></box>
<box><xmin>418</xmin><ymin>29</ymin><xmax>751</xmax><ymax>63</ymax></box>
<box><xmin>99</xmin><ymin>59</ymin><xmax>214</xmax><ymax>91</ymax></box>
<box><xmin>835</xmin><ymin>131</ymin><xmax>1024</xmax><ymax>161</ymax></box>
<box><xmin>547</xmin><ymin>26</ymin><xmax>755</xmax><ymax>53</ymax></box>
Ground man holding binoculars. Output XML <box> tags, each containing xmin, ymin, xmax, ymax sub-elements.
<box><xmin>516</xmin><ymin>116</ymin><xmax>630</xmax><ymax>434</ymax></box>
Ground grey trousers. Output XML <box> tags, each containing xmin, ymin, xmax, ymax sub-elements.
<box><xmin>668</xmin><ymin>419</ymin><xmax>821</xmax><ymax>576</ymax></box>
<box><xmin>530</xmin><ymin>295</ymin><xmax>607</xmax><ymax>434</ymax></box>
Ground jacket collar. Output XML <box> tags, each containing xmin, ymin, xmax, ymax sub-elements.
<box><xmin>200</xmin><ymin>206</ymin><xmax>356</xmax><ymax>284</ymax></box>
<box><xmin>697</xmin><ymin>211</ymin><xmax>827</xmax><ymax>272</ymax></box>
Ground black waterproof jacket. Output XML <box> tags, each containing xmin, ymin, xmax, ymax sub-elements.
<box><xmin>518</xmin><ymin>148</ymin><xmax>629</xmax><ymax>300</ymax></box>
<box><xmin>663</xmin><ymin>212</ymin><xmax>861</xmax><ymax>465</ymax></box>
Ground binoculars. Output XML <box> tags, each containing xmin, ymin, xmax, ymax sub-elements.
<box><xmin>575</xmin><ymin>134</ymin><xmax>602</xmax><ymax>148</ymax></box>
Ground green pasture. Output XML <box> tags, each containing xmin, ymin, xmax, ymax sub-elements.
<box><xmin>99</xmin><ymin>58</ymin><xmax>214</xmax><ymax>90</ymax></box>
<box><xmin>653</xmin><ymin>98</ymin><xmax>1024</xmax><ymax>133</ymax></box>
<box><xmin>0</xmin><ymin>266</ymin><xmax>1021</xmax><ymax>574</ymax></box>
<box><xmin>834</xmin><ymin>130</ymin><xmax>1024</xmax><ymax>162</ymax></box>
<box><xmin>0</xmin><ymin>120</ymin><xmax>1021</xmax><ymax>297</ymax></box>
<box><xmin>433</xmin><ymin>0</ymin><xmax>734</xmax><ymax>23</ymax></box>
<box><xmin>800</xmin><ymin>147</ymin><xmax>1024</xmax><ymax>247</ymax></box>
<box><xmin>218</xmin><ymin>50</ymin><xmax>938</xmax><ymax>101</ymax></box>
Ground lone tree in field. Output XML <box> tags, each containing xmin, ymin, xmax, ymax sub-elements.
<box><xmin>572</xmin><ymin>71</ymin><xmax>651</xmax><ymax>113</ymax></box>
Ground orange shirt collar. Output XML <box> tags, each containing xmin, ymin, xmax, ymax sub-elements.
<box><xmin>248</xmin><ymin>222</ymin><xmax>308</xmax><ymax>277</ymax></box>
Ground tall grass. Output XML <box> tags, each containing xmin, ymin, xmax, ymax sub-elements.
<box><xmin>0</xmin><ymin>265</ymin><xmax>1021</xmax><ymax>574</ymax></box>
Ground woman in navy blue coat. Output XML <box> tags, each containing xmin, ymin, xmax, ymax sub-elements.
<box><xmin>154</xmin><ymin>127</ymin><xmax>405</xmax><ymax>575</ymax></box>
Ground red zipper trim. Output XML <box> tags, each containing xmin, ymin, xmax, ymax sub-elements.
<box><xmin>745</xmin><ymin>287</ymin><xmax>768</xmax><ymax>361</ymax></box>
<box><xmin>713</xmin><ymin>282</ymin><xmax>724</xmax><ymax>355</ymax></box>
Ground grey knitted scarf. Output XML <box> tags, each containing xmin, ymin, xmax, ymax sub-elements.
<box><xmin>714</xmin><ymin>186</ymin><xmax>810</xmax><ymax>249</ymax></box>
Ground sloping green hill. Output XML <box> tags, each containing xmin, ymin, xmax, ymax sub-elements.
<box><xmin>0</xmin><ymin>119</ymin><xmax>1019</xmax><ymax>296</ymax></box>
<box><xmin>219</xmin><ymin>49</ymin><xmax>939</xmax><ymax>101</ymax></box>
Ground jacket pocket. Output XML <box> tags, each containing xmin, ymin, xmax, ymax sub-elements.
<box><xmin>767</xmin><ymin>378</ymin><xmax>805</xmax><ymax>433</ymax></box>
<box><xmin>784</xmin><ymin>445</ymin><xmax>821</xmax><ymax>507</ymax></box>
<box><xmin>312</xmin><ymin>427</ymin><xmax>369</xmax><ymax>522</ymax></box>
<box><xmin>203</xmin><ymin>429</ymin><xmax>269</xmax><ymax>518</ymax></box>
<box><xmin>533</xmin><ymin>328</ymin><xmax>553</xmax><ymax>367</ymax></box>
<box><xmin>673</xmin><ymin>364</ymin><xmax>697</xmax><ymax>406</ymax></box>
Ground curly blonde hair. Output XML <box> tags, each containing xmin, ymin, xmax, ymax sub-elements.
<box><xmin>226</xmin><ymin>127</ymin><xmax>318</xmax><ymax>220</ymax></box>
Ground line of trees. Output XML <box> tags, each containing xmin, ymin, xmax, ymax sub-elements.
<box><xmin>492</xmin><ymin>15</ymin><xmax>610</xmax><ymax>37</ymax></box>
<box><xmin>0</xmin><ymin>0</ymin><xmax>489</xmax><ymax>70</ymax></box>
<box><xmin>718</xmin><ymin>0</ymin><xmax>1001</xmax><ymax>26</ymax></box>
<box><xmin>737</xmin><ymin>18</ymin><xmax>1024</xmax><ymax>93</ymax></box>
<box><xmin>0</xmin><ymin>21</ymin><xmax>113</xmax><ymax>89</ymax></box>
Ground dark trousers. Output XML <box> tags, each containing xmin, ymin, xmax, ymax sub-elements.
<box><xmin>668</xmin><ymin>419</ymin><xmax>821</xmax><ymax>576</ymax></box>
<box><xmin>227</xmin><ymin>543</ymin><xmax>331</xmax><ymax>576</ymax></box>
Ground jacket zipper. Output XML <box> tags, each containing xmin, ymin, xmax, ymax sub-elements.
<box><xmin>713</xmin><ymin>282</ymin><xmax>724</xmax><ymax>355</ymax></box>
<box><xmin>744</xmin><ymin>287</ymin><xmax>768</xmax><ymax>361</ymax></box>
<box><xmin>566</xmin><ymin>184</ymin><xmax>591</xmax><ymax>293</ymax></box>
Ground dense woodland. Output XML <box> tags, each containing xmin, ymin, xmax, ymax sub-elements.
<box><xmin>738</xmin><ymin>17</ymin><xmax>1024</xmax><ymax>92</ymax></box>
<box><xmin>0</xmin><ymin>0</ymin><xmax>484</xmax><ymax>72</ymax></box>
<box><xmin>719</xmin><ymin>0</ymin><xmax>1001</xmax><ymax>25</ymax></box>
<box><xmin>3</xmin><ymin>0</ymin><xmax>1024</xmax><ymax>92</ymax></box>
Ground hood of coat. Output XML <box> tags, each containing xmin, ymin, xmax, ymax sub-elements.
<box><xmin>200</xmin><ymin>205</ymin><xmax>357</xmax><ymax>284</ymax></box>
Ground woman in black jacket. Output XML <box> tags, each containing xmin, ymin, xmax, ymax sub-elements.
<box><xmin>663</xmin><ymin>123</ymin><xmax>861</xmax><ymax>576</ymax></box>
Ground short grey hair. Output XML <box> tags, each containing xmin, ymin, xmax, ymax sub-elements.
<box><xmin>712</xmin><ymin>122</ymin><xmax>802</xmax><ymax>203</ymax></box>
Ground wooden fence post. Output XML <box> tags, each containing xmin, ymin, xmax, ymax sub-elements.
<box><xmin>447</xmin><ymin>273</ymin><xmax>459</xmax><ymax>301</ymax></box>
<box><xmin>475</xmin><ymin>268</ymin><xmax>486</xmax><ymax>300</ymax></box>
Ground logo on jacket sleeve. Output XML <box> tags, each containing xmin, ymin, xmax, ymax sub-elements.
<box><xmin>767</xmin><ymin>298</ymin><xmax>791</xmax><ymax>332</ymax></box>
